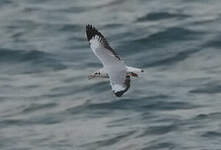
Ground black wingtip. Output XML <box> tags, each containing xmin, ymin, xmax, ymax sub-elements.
<box><xmin>86</xmin><ymin>24</ymin><xmax>93</xmax><ymax>41</ymax></box>
<box><xmin>86</xmin><ymin>24</ymin><xmax>103</xmax><ymax>41</ymax></box>
<box><xmin>113</xmin><ymin>75</ymin><xmax>131</xmax><ymax>97</ymax></box>
<box><xmin>114</xmin><ymin>91</ymin><xmax>124</xmax><ymax>97</ymax></box>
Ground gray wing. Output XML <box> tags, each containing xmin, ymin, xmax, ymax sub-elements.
<box><xmin>86</xmin><ymin>25</ymin><xmax>130</xmax><ymax>97</ymax></box>
<box><xmin>86</xmin><ymin>25</ymin><xmax>120</xmax><ymax>60</ymax></box>
<box><xmin>108</xmin><ymin>68</ymin><xmax>130</xmax><ymax>97</ymax></box>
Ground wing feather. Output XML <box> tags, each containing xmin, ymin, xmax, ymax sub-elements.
<box><xmin>86</xmin><ymin>25</ymin><xmax>120</xmax><ymax>60</ymax></box>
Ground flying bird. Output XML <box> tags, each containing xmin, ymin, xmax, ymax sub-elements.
<box><xmin>86</xmin><ymin>25</ymin><xmax>143</xmax><ymax>97</ymax></box>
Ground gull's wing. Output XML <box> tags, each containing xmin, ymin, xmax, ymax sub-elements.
<box><xmin>86</xmin><ymin>24</ymin><xmax>130</xmax><ymax>97</ymax></box>
<box><xmin>86</xmin><ymin>25</ymin><xmax>121</xmax><ymax>64</ymax></box>
<box><xmin>108</xmin><ymin>69</ymin><xmax>130</xmax><ymax>97</ymax></box>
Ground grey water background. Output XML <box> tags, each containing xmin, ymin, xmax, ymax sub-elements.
<box><xmin>0</xmin><ymin>0</ymin><xmax>221</xmax><ymax>149</ymax></box>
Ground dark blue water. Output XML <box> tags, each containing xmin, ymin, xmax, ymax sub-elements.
<box><xmin>1</xmin><ymin>0</ymin><xmax>221</xmax><ymax>149</ymax></box>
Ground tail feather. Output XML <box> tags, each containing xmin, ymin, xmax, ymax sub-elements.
<box><xmin>126</xmin><ymin>66</ymin><xmax>144</xmax><ymax>74</ymax></box>
<box><xmin>126</xmin><ymin>66</ymin><xmax>144</xmax><ymax>77</ymax></box>
<box><xmin>126</xmin><ymin>66</ymin><xmax>144</xmax><ymax>73</ymax></box>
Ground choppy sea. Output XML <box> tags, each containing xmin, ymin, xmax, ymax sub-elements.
<box><xmin>1</xmin><ymin>0</ymin><xmax>221</xmax><ymax>149</ymax></box>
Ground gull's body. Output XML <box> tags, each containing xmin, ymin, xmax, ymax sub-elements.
<box><xmin>86</xmin><ymin>25</ymin><xmax>143</xmax><ymax>97</ymax></box>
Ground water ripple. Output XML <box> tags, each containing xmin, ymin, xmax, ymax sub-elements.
<box><xmin>137</xmin><ymin>12</ymin><xmax>189</xmax><ymax>22</ymax></box>
<box><xmin>1</xmin><ymin>0</ymin><xmax>221</xmax><ymax>149</ymax></box>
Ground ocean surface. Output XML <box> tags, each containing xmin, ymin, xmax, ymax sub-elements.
<box><xmin>1</xmin><ymin>0</ymin><xmax>221</xmax><ymax>149</ymax></box>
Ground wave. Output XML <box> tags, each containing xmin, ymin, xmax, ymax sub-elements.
<box><xmin>0</xmin><ymin>48</ymin><xmax>66</xmax><ymax>73</ymax></box>
<box><xmin>22</xmin><ymin>103</ymin><xmax>57</xmax><ymax>113</ymax></box>
<box><xmin>65</xmin><ymin>95</ymin><xmax>170</xmax><ymax>116</ymax></box>
<box><xmin>203</xmin><ymin>38</ymin><xmax>221</xmax><ymax>49</ymax></box>
<box><xmin>134</xmin><ymin>27</ymin><xmax>202</xmax><ymax>46</ymax></box>
<box><xmin>118</xmin><ymin>27</ymin><xmax>202</xmax><ymax>54</ymax></box>
<box><xmin>202</xmin><ymin>131</ymin><xmax>221</xmax><ymax>138</ymax></box>
<box><xmin>143</xmin><ymin>49</ymin><xmax>200</xmax><ymax>67</ymax></box>
<box><xmin>81</xmin><ymin>130</ymin><xmax>135</xmax><ymax>148</ymax></box>
<box><xmin>137</xmin><ymin>124</ymin><xmax>177</xmax><ymax>137</ymax></box>
<box><xmin>136</xmin><ymin>12</ymin><xmax>189</xmax><ymax>22</ymax></box>
<box><xmin>189</xmin><ymin>82</ymin><xmax>221</xmax><ymax>94</ymax></box>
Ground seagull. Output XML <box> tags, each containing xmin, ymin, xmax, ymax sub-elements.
<box><xmin>86</xmin><ymin>25</ymin><xmax>143</xmax><ymax>97</ymax></box>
